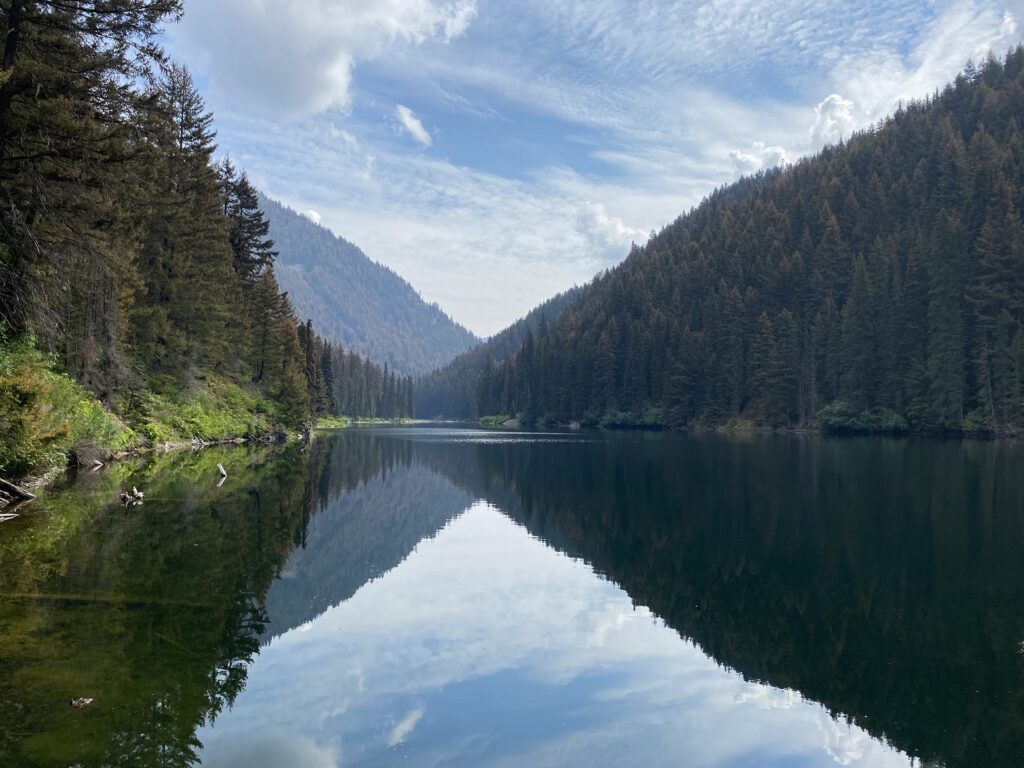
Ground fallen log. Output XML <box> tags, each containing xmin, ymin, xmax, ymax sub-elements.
<box><xmin>0</xmin><ymin>478</ymin><xmax>36</xmax><ymax>502</ymax></box>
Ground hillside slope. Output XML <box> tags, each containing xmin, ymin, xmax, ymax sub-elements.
<box><xmin>416</xmin><ymin>287</ymin><xmax>582</xmax><ymax>418</ymax></box>
<box><xmin>468</xmin><ymin>50</ymin><xmax>1024</xmax><ymax>434</ymax></box>
<box><xmin>262</xmin><ymin>194</ymin><xmax>478</xmax><ymax>375</ymax></box>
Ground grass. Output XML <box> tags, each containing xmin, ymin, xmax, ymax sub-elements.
<box><xmin>314</xmin><ymin>415</ymin><xmax>351</xmax><ymax>429</ymax></box>
<box><xmin>0</xmin><ymin>333</ymin><xmax>136</xmax><ymax>479</ymax></box>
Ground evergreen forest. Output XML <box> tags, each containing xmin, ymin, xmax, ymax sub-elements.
<box><xmin>461</xmin><ymin>50</ymin><xmax>1024</xmax><ymax>435</ymax></box>
<box><xmin>0</xmin><ymin>2</ymin><xmax>411</xmax><ymax>479</ymax></box>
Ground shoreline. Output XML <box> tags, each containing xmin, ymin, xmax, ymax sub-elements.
<box><xmin>473</xmin><ymin>417</ymin><xmax>1023</xmax><ymax>440</ymax></box>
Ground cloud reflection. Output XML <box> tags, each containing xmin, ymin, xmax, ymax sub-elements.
<box><xmin>196</xmin><ymin>503</ymin><xmax>912</xmax><ymax>767</ymax></box>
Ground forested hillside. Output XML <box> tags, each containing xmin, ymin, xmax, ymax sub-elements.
<box><xmin>471</xmin><ymin>50</ymin><xmax>1024</xmax><ymax>434</ymax></box>
<box><xmin>262</xmin><ymin>195</ymin><xmax>478</xmax><ymax>376</ymax></box>
<box><xmin>416</xmin><ymin>288</ymin><xmax>581</xmax><ymax>418</ymax></box>
<box><xmin>0</xmin><ymin>2</ymin><xmax>410</xmax><ymax>480</ymax></box>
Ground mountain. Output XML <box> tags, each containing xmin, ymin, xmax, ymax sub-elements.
<box><xmin>463</xmin><ymin>50</ymin><xmax>1024</xmax><ymax>435</ymax></box>
<box><xmin>260</xmin><ymin>194</ymin><xmax>478</xmax><ymax>375</ymax></box>
<box><xmin>416</xmin><ymin>287</ymin><xmax>582</xmax><ymax>418</ymax></box>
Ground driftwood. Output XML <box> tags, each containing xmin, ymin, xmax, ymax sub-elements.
<box><xmin>216</xmin><ymin>463</ymin><xmax>227</xmax><ymax>487</ymax></box>
<box><xmin>0</xmin><ymin>478</ymin><xmax>36</xmax><ymax>503</ymax></box>
<box><xmin>120</xmin><ymin>487</ymin><xmax>145</xmax><ymax>507</ymax></box>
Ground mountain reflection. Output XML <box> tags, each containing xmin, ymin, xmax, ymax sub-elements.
<box><xmin>404</xmin><ymin>431</ymin><xmax>1024</xmax><ymax>768</ymax></box>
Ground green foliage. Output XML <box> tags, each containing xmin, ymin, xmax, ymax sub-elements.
<box><xmin>0</xmin><ymin>333</ymin><xmax>136</xmax><ymax>479</ymax></box>
<box><xmin>478</xmin><ymin>415</ymin><xmax>517</xmax><ymax>429</ymax></box>
<box><xmin>131</xmin><ymin>377</ymin><xmax>277</xmax><ymax>443</ymax></box>
<box><xmin>315</xmin><ymin>416</ymin><xmax>352</xmax><ymax>429</ymax></box>
<box><xmin>818</xmin><ymin>401</ymin><xmax>909</xmax><ymax>435</ymax></box>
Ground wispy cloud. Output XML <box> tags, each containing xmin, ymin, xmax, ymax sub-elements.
<box><xmin>395</xmin><ymin>105</ymin><xmax>433</xmax><ymax>146</ymax></box>
<box><xmin>387</xmin><ymin>705</ymin><xmax>425</xmax><ymax>746</ymax></box>
<box><xmin>168</xmin><ymin>0</ymin><xmax>1024</xmax><ymax>336</ymax></box>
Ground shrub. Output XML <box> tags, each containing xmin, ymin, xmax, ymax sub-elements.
<box><xmin>0</xmin><ymin>331</ymin><xmax>135</xmax><ymax>478</ymax></box>
<box><xmin>818</xmin><ymin>401</ymin><xmax>909</xmax><ymax>435</ymax></box>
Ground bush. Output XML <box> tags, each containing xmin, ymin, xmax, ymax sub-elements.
<box><xmin>818</xmin><ymin>401</ymin><xmax>909</xmax><ymax>435</ymax></box>
<box><xmin>131</xmin><ymin>377</ymin><xmax>278</xmax><ymax>443</ymax></box>
<box><xmin>0</xmin><ymin>332</ymin><xmax>135</xmax><ymax>478</ymax></box>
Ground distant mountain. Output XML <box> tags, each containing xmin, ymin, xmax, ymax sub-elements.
<box><xmin>455</xmin><ymin>50</ymin><xmax>1024</xmax><ymax>434</ymax></box>
<box><xmin>260</xmin><ymin>194</ymin><xmax>478</xmax><ymax>375</ymax></box>
<box><xmin>416</xmin><ymin>287</ymin><xmax>582</xmax><ymax>418</ymax></box>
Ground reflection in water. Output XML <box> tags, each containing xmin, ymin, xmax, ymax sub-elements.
<box><xmin>413</xmin><ymin>432</ymin><xmax>1024</xmax><ymax>768</ymax></box>
<box><xmin>0</xmin><ymin>445</ymin><xmax>312</xmax><ymax>767</ymax></box>
<box><xmin>1</xmin><ymin>429</ymin><xmax>1022</xmax><ymax>767</ymax></box>
<box><xmin>198</xmin><ymin>502</ymin><xmax>910</xmax><ymax>768</ymax></box>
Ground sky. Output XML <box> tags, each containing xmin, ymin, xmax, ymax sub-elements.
<box><xmin>166</xmin><ymin>0</ymin><xmax>1024</xmax><ymax>336</ymax></box>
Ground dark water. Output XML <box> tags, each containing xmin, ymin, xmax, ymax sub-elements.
<box><xmin>1</xmin><ymin>428</ymin><xmax>1023</xmax><ymax>767</ymax></box>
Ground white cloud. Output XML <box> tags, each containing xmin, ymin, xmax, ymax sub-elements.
<box><xmin>301</xmin><ymin>210</ymin><xmax>322</xmax><ymax>225</ymax></box>
<box><xmin>395</xmin><ymin>105</ymin><xmax>433</xmax><ymax>146</ymax></box>
<box><xmin>809</xmin><ymin>1</ymin><xmax>1020</xmax><ymax>148</ymax></box>
<box><xmin>387</xmin><ymin>705</ymin><xmax>425</xmax><ymax>746</ymax></box>
<box><xmin>200</xmin><ymin>733</ymin><xmax>339</xmax><ymax>768</ymax></box>
<box><xmin>818</xmin><ymin>714</ymin><xmax>870</xmax><ymax>766</ymax></box>
<box><xmin>810</xmin><ymin>94</ymin><xmax>857</xmax><ymax>147</ymax></box>
<box><xmin>729</xmin><ymin>142</ymin><xmax>789</xmax><ymax>176</ymax></box>
<box><xmin>574</xmin><ymin>202</ymin><xmax>647</xmax><ymax>266</ymax></box>
<box><xmin>173</xmin><ymin>0</ymin><xmax>477</xmax><ymax>117</ymax></box>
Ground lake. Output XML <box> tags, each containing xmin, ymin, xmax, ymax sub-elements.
<box><xmin>1</xmin><ymin>428</ymin><xmax>1022</xmax><ymax>767</ymax></box>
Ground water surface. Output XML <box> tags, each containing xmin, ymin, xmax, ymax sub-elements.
<box><xmin>1</xmin><ymin>429</ymin><xmax>1022</xmax><ymax>767</ymax></box>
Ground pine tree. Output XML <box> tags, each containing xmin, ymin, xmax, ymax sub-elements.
<box><xmin>840</xmin><ymin>255</ymin><xmax>874</xmax><ymax>409</ymax></box>
<box><xmin>926</xmin><ymin>211</ymin><xmax>967</xmax><ymax>428</ymax></box>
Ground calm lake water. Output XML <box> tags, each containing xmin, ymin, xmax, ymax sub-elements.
<box><xmin>1</xmin><ymin>427</ymin><xmax>1023</xmax><ymax>767</ymax></box>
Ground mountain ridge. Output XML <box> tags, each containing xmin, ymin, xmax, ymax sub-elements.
<box><xmin>261</xmin><ymin>193</ymin><xmax>479</xmax><ymax>376</ymax></box>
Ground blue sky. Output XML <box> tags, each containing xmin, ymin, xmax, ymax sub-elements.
<box><xmin>167</xmin><ymin>0</ymin><xmax>1024</xmax><ymax>336</ymax></box>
